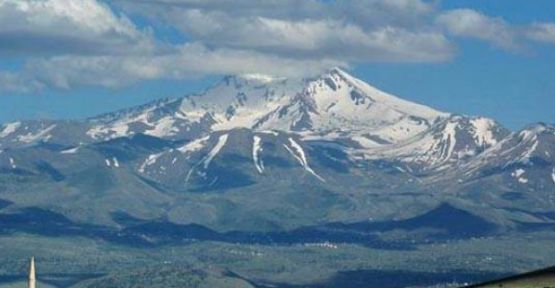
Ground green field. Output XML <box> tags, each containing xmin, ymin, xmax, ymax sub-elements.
<box><xmin>2</xmin><ymin>230</ymin><xmax>555</xmax><ymax>287</ymax></box>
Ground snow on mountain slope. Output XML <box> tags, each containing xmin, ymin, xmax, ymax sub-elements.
<box><xmin>351</xmin><ymin>115</ymin><xmax>509</xmax><ymax>172</ymax></box>
<box><xmin>17</xmin><ymin>124</ymin><xmax>57</xmax><ymax>143</ymax></box>
<box><xmin>244</xmin><ymin>68</ymin><xmax>447</xmax><ymax>143</ymax></box>
<box><xmin>87</xmin><ymin>98</ymin><xmax>216</xmax><ymax>141</ymax></box>
<box><xmin>0</xmin><ymin>68</ymin><xmax>452</xmax><ymax>157</ymax></box>
<box><xmin>137</xmin><ymin>128</ymin><xmax>327</xmax><ymax>190</ymax></box>
<box><xmin>284</xmin><ymin>137</ymin><xmax>325</xmax><ymax>182</ymax></box>
<box><xmin>416</xmin><ymin>123</ymin><xmax>555</xmax><ymax>193</ymax></box>
<box><xmin>0</xmin><ymin>122</ymin><xmax>21</xmax><ymax>138</ymax></box>
<box><xmin>252</xmin><ymin>135</ymin><xmax>264</xmax><ymax>173</ymax></box>
<box><xmin>200</xmin><ymin>133</ymin><xmax>229</xmax><ymax>170</ymax></box>
<box><xmin>460</xmin><ymin>124</ymin><xmax>555</xmax><ymax>178</ymax></box>
<box><xmin>179</xmin><ymin>74</ymin><xmax>296</xmax><ymax>131</ymax></box>
<box><xmin>0</xmin><ymin>68</ymin><xmax>529</xmax><ymax>183</ymax></box>
<box><xmin>0</xmin><ymin>120</ymin><xmax>91</xmax><ymax>148</ymax></box>
<box><xmin>83</xmin><ymin>68</ymin><xmax>447</xmax><ymax>145</ymax></box>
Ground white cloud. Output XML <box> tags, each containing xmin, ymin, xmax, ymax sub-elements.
<box><xmin>117</xmin><ymin>0</ymin><xmax>453</xmax><ymax>63</ymax></box>
<box><xmin>4</xmin><ymin>43</ymin><xmax>345</xmax><ymax>90</ymax></box>
<box><xmin>335</xmin><ymin>0</ymin><xmax>435</xmax><ymax>28</ymax></box>
<box><xmin>526</xmin><ymin>22</ymin><xmax>555</xmax><ymax>44</ymax></box>
<box><xmin>127</xmin><ymin>0</ymin><xmax>435</xmax><ymax>28</ymax></box>
<box><xmin>173</xmin><ymin>13</ymin><xmax>453</xmax><ymax>62</ymax></box>
<box><xmin>0</xmin><ymin>1</ymin><xmax>554</xmax><ymax>93</ymax></box>
<box><xmin>0</xmin><ymin>0</ymin><xmax>454</xmax><ymax>92</ymax></box>
<box><xmin>0</xmin><ymin>0</ymin><xmax>154</xmax><ymax>56</ymax></box>
<box><xmin>436</xmin><ymin>9</ymin><xmax>518</xmax><ymax>50</ymax></box>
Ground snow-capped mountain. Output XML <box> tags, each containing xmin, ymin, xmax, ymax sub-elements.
<box><xmin>0</xmin><ymin>68</ymin><xmax>554</xmax><ymax>231</ymax></box>
<box><xmin>84</xmin><ymin>68</ymin><xmax>448</xmax><ymax>144</ymax></box>
<box><xmin>0</xmin><ymin>68</ymin><xmax>545</xmax><ymax>177</ymax></box>
<box><xmin>0</xmin><ymin>68</ymin><xmax>447</xmax><ymax>146</ymax></box>
<box><xmin>0</xmin><ymin>68</ymin><xmax>542</xmax><ymax>178</ymax></box>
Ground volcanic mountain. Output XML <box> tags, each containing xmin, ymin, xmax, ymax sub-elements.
<box><xmin>0</xmin><ymin>68</ymin><xmax>553</xmax><ymax>232</ymax></box>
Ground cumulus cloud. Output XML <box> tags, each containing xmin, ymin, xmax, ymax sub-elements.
<box><xmin>436</xmin><ymin>8</ymin><xmax>555</xmax><ymax>51</ymax></box>
<box><xmin>0</xmin><ymin>0</ymin><xmax>154</xmax><ymax>56</ymax></box>
<box><xmin>5</xmin><ymin>43</ymin><xmax>344</xmax><ymax>90</ymax></box>
<box><xmin>123</xmin><ymin>0</ymin><xmax>435</xmax><ymax>28</ymax></box>
<box><xmin>0</xmin><ymin>0</ymin><xmax>554</xmax><ymax>93</ymax></box>
<box><xmin>168</xmin><ymin>13</ymin><xmax>453</xmax><ymax>62</ymax></box>
<box><xmin>436</xmin><ymin>9</ymin><xmax>518</xmax><ymax>50</ymax></box>
<box><xmin>526</xmin><ymin>23</ymin><xmax>555</xmax><ymax>44</ymax></box>
<box><xmin>0</xmin><ymin>0</ymin><xmax>453</xmax><ymax>92</ymax></box>
<box><xmin>117</xmin><ymin>0</ymin><xmax>452</xmax><ymax>62</ymax></box>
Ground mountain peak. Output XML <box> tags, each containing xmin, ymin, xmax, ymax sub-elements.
<box><xmin>302</xmin><ymin>67</ymin><xmax>447</xmax><ymax>120</ymax></box>
<box><xmin>305</xmin><ymin>66</ymin><xmax>355</xmax><ymax>87</ymax></box>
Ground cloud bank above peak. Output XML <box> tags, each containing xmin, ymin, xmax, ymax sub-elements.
<box><xmin>0</xmin><ymin>0</ymin><xmax>554</xmax><ymax>92</ymax></box>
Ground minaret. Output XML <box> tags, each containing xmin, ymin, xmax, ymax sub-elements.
<box><xmin>28</xmin><ymin>257</ymin><xmax>36</xmax><ymax>288</ymax></box>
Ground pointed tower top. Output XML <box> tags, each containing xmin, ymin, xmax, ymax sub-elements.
<box><xmin>28</xmin><ymin>257</ymin><xmax>36</xmax><ymax>288</ymax></box>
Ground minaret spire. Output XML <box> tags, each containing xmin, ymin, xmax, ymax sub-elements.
<box><xmin>28</xmin><ymin>257</ymin><xmax>36</xmax><ymax>288</ymax></box>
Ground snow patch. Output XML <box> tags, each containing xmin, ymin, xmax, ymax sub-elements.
<box><xmin>511</xmin><ymin>169</ymin><xmax>528</xmax><ymax>184</ymax></box>
<box><xmin>112</xmin><ymin>157</ymin><xmax>120</xmax><ymax>168</ymax></box>
<box><xmin>61</xmin><ymin>147</ymin><xmax>79</xmax><ymax>154</ymax></box>
<box><xmin>303</xmin><ymin>242</ymin><xmax>339</xmax><ymax>249</ymax></box>
<box><xmin>144</xmin><ymin>117</ymin><xmax>179</xmax><ymax>137</ymax></box>
<box><xmin>284</xmin><ymin>138</ymin><xmax>325</xmax><ymax>182</ymax></box>
<box><xmin>185</xmin><ymin>134</ymin><xmax>229</xmax><ymax>183</ymax></box>
<box><xmin>88</xmin><ymin>121</ymin><xmax>133</xmax><ymax>140</ymax></box>
<box><xmin>471</xmin><ymin>118</ymin><xmax>498</xmax><ymax>146</ymax></box>
<box><xmin>202</xmin><ymin>134</ymin><xmax>228</xmax><ymax>169</ymax></box>
<box><xmin>9</xmin><ymin>158</ymin><xmax>16</xmax><ymax>169</ymax></box>
<box><xmin>517</xmin><ymin>126</ymin><xmax>544</xmax><ymax>163</ymax></box>
<box><xmin>178</xmin><ymin>136</ymin><xmax>209</xmax><ymax>154</ymax></box>
<box><xmin>252</xmin><ymin>136</ymin><xmax>264</xmax><ymax>173</ymax></box>
<box><xmin>552</xmin><ymin>168</ymin><xmax>555</xmax><ymax>184</ymax></box>
<box><xmin>105</xmin><ymin>158</ymin><xmax>120</xmax><ymax>167</ymax></box>
<box><xmin>0</xmin><ymin>122</ymin><xmax>21</xmax><ymax>138</ymax></box>
<box><xmin>511</xmin><ymin>169</ymin><xmax>525</xmax><ymax>178</ymax></box>
<box><xmin>259</xmin><ymin>130</ymin><xmax>279</xmax><ymax>136</ymax></box>
<box><xmin>441</xmin><ymin>121</ymin><xmax>458</xmax><ymax>161</ymax></box>
<box><xmin>521</xmin><ymin>139</ymin><xmax>539</xmax><ymax>163</ymax></box>
<box><xmin>17</xmin><ymin>124</ymin><xmax>56</xmax><ymax>143</ymax></box>
<box><xmin>139</xmin><ymin>152</ymin><xmax>164</xmax><ymax>173</ymax></box>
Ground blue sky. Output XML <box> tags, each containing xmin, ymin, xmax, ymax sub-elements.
<box><xmin>0</xmin><ymin>0</ymin><xmax>554</xmax><ymax>130</ymax></box>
